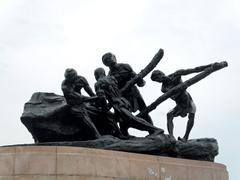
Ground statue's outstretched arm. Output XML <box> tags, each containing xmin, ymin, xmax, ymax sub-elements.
<box><xmin>84</xmin><ymin>85</ymin><xmax>96</xmax><ymax>97</ymax></box>
<box><xmin>173</xmin><ymin>63</ymin><xmax>214</xmax><ymax>76</ymax></box>
<box><xmin>62</xmin><ymin>83</ymin><xmax>97</xmax><ymax>104</ymax></box>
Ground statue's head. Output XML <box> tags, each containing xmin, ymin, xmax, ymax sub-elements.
<box><xmin>94</xmin><ymin>67</ymin><xmax>106</xmax><ymax>80</ymax></box>
<box><xmin>64</xmin><ymin>68</ymin><xmax>78</xmax><ymax>82</ymax></box>
<box><xmin>151</xmin><ymin>70</ymin><xmax>166</xmax><ymax>82</ymax></box>
<box><xmin>102</xmin><ymin>52</ymin><xmax>117</xmax><ymax>67</ymax></box>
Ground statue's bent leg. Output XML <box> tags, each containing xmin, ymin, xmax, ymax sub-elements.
<box><xmin>106</xmin><ymin>116</ymin><xmax>126</xmax><ymax>139</ymax></box>
<box><xmin>119</xmin><ymin>121</ymin><xmax>130</xmax><ymax>137</ymax></box>
<box><xmin>71</xmin><ymin>107</ymin><xmax>101</xmax><ymax>139</ymax></box>
<box><xmin>167</xmin><ymin>108</ymin><xmax>177</xmax><ymax>140</ymax></box>
<box><xmin>83</xmin><ymin>115</ymin><xmax>101</xmax><ymax>138</ymax></box>
<box><xmin>182</xmin><ymin>113</ymin><xmax>195</xmax><ymax>141</ymax></box>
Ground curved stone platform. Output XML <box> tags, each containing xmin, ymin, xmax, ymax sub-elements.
<box><xmin>0</xmin><ymin>146</ymin><xmax>228</xmax><ymax>180</ymax></box>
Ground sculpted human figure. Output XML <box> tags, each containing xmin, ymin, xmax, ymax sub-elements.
<box><xmin>151</xmin><ymin>70</ymin><xmax>196</xmax><ymax>142</ymax></box>
<box><xmin>61</xmin><ymin>68</ymin><xmax>101</xmax><ymax>139</ymax></box>
<box><xmin>102</xmin><ymin>52</ymin><xmax>153</xmax><ymax>124</ymax></box>
<box><xmin>94</xmin><ymin>67</ymin><xmax>164</xmax><ymax>137</ymax></box>
<box><xmin>150</xmin><ymin>64</ymin><xmax>217</xmax><ymax>141</ymax></box>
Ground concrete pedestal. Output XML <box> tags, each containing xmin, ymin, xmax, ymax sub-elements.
<box><xmin>0</xmin><ymin>146</ymin><xmax>228</xmax><ymax>180</ymax></box>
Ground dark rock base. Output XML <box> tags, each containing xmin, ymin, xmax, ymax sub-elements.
<box><xmin>7</xmin><ymin>135</ymin><xmax>218</xmax><ymax>162</ymax></box>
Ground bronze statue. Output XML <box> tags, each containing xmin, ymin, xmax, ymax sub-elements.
<box><xmin>102</xmin><ymin>52</ymin><xmax>153</xmax><ymax>124</ymax></box>
<box><xmin>94</xmin><ymin>68</ymin><xmax>164</xmax><ymax>137</ymax></box>
<box><xmin>21</xmin><ymin>48</ymin><xmax>228</xmax><ymax>161</ymax></box>
<box><xmin>151</xmin><ymin>69</ymin><xmax>196</xmax><ymax>142</ymax></box>
<box><xmin>61</xmin><ymin>68</ymin><xmax>101</xmax><ymax>139</ymax></box>
<box><xmin>150</xmin><ymin>62</ymin><xmax>228</xmax><ymax>141</ymax></box>
<box><xmin>20</xmin><ymin>48</ymin><xmax>228</xmax><ymax>162</ymax></box>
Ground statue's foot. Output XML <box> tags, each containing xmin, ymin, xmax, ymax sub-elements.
<box><xmin>117</xmin><ymin>134</ymin><xmax>129</xmax><ymax>140</ymax></box>
<box><xmin>168</xmin><ymin>135</ymin><xmax>176</xmax><ymax>143</ymax></box>
<box><xmin>114</xmin><ymin>131</ymin><xmax>129</xmax><ymax>140</ymax></box>
<box><xmin>96</xmin><ymin>135</ymin><xmax>102</xmax><ymax>139</ymax></box>
<box><xmin>127</xmin><ymin>135</ymin><xmax>136</xmax><ymax>139</ymax></box>
<box><xmin>152</xmin><ymin>129</ymin><xmax>164</xmax><ymax>135</ymax></box>
<box><xmin>178</xmin><ymin>136</ymin><xmax>187</xmax><ymax>142</ymax></box>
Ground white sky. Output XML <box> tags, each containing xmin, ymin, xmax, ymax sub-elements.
<box><xmin>0</xmin><ymin>0</ymin><xmax>239</xmax><ymax>179</ymax></box>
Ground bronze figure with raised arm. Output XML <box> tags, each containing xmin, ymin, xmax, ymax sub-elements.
<box><xmin>150</xmin><ymin>63</ymin><xmax>214</xmax><ymax>142</ymax></box>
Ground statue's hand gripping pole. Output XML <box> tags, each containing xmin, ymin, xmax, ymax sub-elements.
<box><xmin>120</xmin><ymin>48</ymin><xmax>164</xmax><ymax>94</ymax></box>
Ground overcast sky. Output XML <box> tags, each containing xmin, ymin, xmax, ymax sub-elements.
<box><xmin>0</xmin><ymin>0</ymin><xmax>239</xmax><ymax>179</ymax></box>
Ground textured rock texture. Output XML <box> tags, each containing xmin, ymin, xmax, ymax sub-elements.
<box><xmin>21</xmin><ymin>92</ymin><xmax>95</xmax><ymax>142</ymax></box>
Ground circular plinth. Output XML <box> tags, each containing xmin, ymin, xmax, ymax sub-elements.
<box><xmin>0</xmin><ymin>146</ymin><xmax>228</xmax><ymax>180</ymax></box>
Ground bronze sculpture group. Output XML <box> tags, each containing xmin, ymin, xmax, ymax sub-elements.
<box><xmin>61</xmin><ymin>49</ymin><xmax>228</xmax><ymax>142</ymax></box>
<box><xmin>20</xmin><ymin>48</ymin><xmax>227</xmax><ymax>160</ymax></box>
